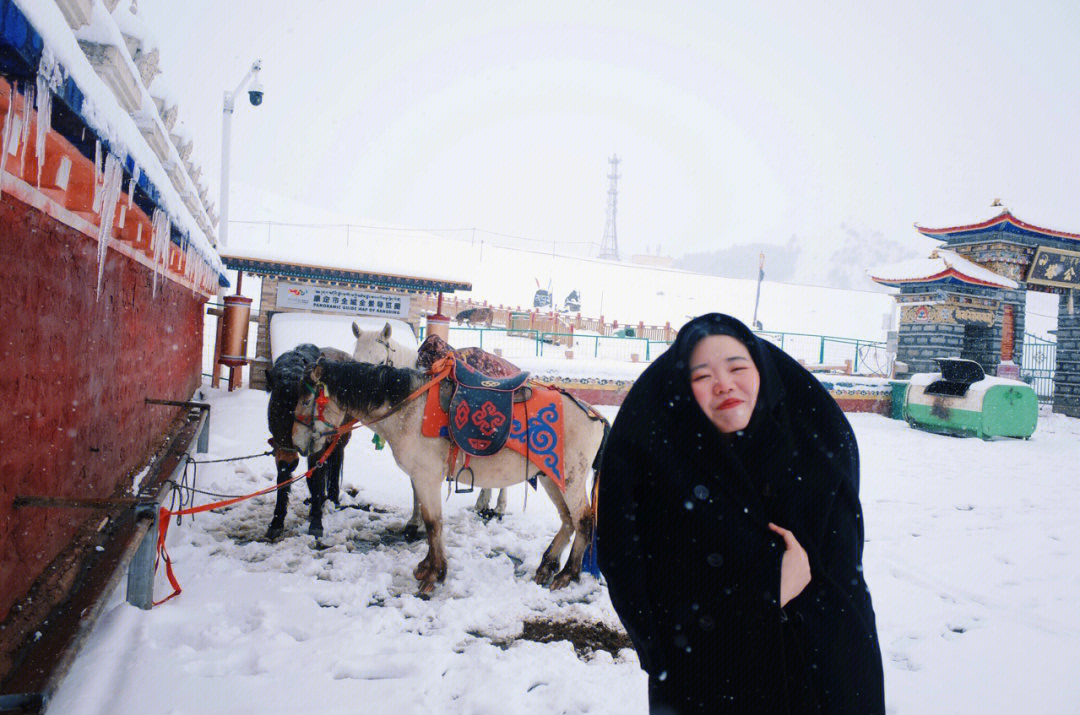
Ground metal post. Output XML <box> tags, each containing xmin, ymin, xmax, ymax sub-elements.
<box><xmin>219</xmin><ymin>91</ymin><xmax>232</xmax><ymax>248</ymax></box>
<box><xmin>819</xmin><ymin>336</ymin><xmax>825</xmax><ymax>364</ymax></box>
<box><xmin>126</xmin><ymin>504</ymin><xmax>159</xmax><ymax>609</ymax></box>
<box><xmin>197</xmin><ymin>410</ymin><xmax>210</xmax><ymax>453</ymax></box>
<box><xmin>854</xmin><ymin>341</ymin><xmax>860</xmax><ymax>373</ymax></box>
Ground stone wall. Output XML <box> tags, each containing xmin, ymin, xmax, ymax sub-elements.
<box><xmin>1053</xmin><ymin>291</ymin><xmax>1080</xmax><ymax>417</ymax></box>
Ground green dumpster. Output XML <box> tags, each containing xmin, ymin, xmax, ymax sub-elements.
<box><xmin>904</xmin><ymin>359</ymin><xmax>1038</xmax><ymax>439</ymax></box>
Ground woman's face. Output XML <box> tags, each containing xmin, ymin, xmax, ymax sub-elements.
<box><xmin>688</xmin><ymin>335</ymin><xmax>760</xmax><ymax>434</ymax></box>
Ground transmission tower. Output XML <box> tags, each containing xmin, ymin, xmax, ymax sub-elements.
<box><xmin>599</xmin><ymin>154</ymin><xmax>620</xmax><ymax>261</ymax></box>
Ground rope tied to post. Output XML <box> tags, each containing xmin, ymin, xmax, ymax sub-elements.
<box><xmin>152</xmin><ymin>434</ymin><xmax>345</xmax><ymax>606</ymax></box>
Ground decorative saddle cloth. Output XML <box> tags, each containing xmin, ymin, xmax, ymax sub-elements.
<box><xmin>448</xmin><ymin>359</ymin><xmax>530</xmax><ymax>456</ymax></box>
<box><xmin>421</xmin><ymin>360</ymin><xmax>567</xmax><ymax>492</ymax></box>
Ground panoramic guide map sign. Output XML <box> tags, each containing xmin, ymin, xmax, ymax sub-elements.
<box><xmin>277</xmin><ymin>284</ymin><xmax>410</xmax><ymax>319</ymax></box>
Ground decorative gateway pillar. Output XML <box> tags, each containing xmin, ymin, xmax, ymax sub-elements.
<box><xmin>869</xmin><ymin>249</ymin><xmax>1016</xmax><ymax>377</ymax></box>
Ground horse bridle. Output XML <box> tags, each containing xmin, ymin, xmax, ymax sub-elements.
<box><xmin>294</xmin><ymin>379</ymin><xmax>337</xmax><ymax>433</ymax></box>
<box><xmin>377</xmin><ymin>336</ymin><xmax>394</xmax><ymax>366</ymax></box>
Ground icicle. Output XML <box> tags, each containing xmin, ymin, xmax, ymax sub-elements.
<box><xmin>0</xmin><ymin>81</ymin><xmax>16</xmax><ymax>198</ymax></box>
<box><xmin>95</xmin><ymin>153</ymin><xmax>124</xmax><ymax>299</ymax></box>
<box><xmin>151</xmin><ymin>208</ymin><xmax>171</xmax><ymax>298</ymax></box>
<box><xmin>17</xmin><ymin>84</ymin><xmax>33</xmax><ymax>179</ymax></box>
<box><xmin>127</xmin><ymin>165</ymin><xmax>140</xmax><ymax>207</ymax></box>
<box><xmin>34</xmin><ymin>75</ymin><xmax>53</xmax><ymax>190</ymax></box>
<box><xmin>92</xmin><ymin>139</ymin><xmax>102</xmax><ymax>212</ymax></box>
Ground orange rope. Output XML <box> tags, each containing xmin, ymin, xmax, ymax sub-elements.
<box><xmin>153</xmin><ymin>433</ymin><xmax>344</xmax><ymax>606</ymax></box>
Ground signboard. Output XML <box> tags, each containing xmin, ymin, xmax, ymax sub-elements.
<box><xmin>276</xmin><ymin>284</ymin><xmax>410</xmax><ymax>319</ymax></box>
<box><xmin>1026</xmin><ymin>246</ymin><xmax>1080</xmax><ymax>289</ymax></box>
<box><xmin>901</xmin><ymin>303</ymin><xmax>995</xmax><ymax>327</ymax></box>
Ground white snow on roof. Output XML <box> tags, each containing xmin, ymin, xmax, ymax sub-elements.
<box><xmin>224</xmin><ymin>227</ymin><xmax>477</xmax><ymax>285</ymax></box>
<box><xmin>867</xmin><ymin>250</ymin><xmax>1018</xmax><ymax>289</ymax></box>
<box><xmin>268</xmin><ymin>313</ymin><xmax>418</xmax><ymax>362</ymax></box>
<box><xmin>111</xmin><ymin>0</ymin><xmax>158</xmax><ymax>54</ymax></box>
<box><xmin>14</xmin><ymin>0</ymin><xmax>221</xmax><ymax>275</ymax></box>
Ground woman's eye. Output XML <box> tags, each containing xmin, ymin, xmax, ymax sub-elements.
<box><xmin>691</xmin><ymin>374</ymin><xmax>710</xmax><ymax>382</ymax></box>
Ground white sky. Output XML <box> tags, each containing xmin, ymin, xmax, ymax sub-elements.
<box><xmin>138</xmin><ymin>0</ymin><xmax>1080</xmax><ymax>258</ymax></box>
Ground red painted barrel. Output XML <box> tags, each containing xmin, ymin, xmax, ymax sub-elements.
<box><xmin>219</xmin><ymin>295</ymin><xmax>252</xmax><ymax>366</ymax></box>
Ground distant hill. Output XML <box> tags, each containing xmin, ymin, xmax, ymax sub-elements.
<box><xmin>675</xmin><ymin>224</ymin><xmax>935</xmax><ymax>292</ymax></box>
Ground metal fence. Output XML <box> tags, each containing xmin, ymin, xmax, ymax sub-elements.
<box><xmin>1021</xmin><ymin>333</ymin><xmax>1056</xmax><ymax>403</ymax></box>
<box><xmin>425</xmin><ymin>326</ymin><xmax>889</xmax><ymax>374</ymax></box>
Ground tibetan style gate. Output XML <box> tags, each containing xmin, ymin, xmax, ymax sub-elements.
<box><xmin>870</xmin><ymin>208</ymin><xmax>1080</xmax><ymax>417</ymax></box>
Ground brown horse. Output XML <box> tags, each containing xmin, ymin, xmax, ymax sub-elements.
<box><xmin>454</xmin><ymin>306</ymin><xmax>494</xmax><ymax>327</ymax></box>
<box><xmin>292</xmin><ymin>361</ymin><xmax>608</xmax><ymax>595</ymax></box>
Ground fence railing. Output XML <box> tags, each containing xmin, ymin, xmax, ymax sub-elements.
<box><xmin>1021</xmin><ymin>333</ymin><xmax>1056</xmax><ymax>403</ymax></box>
<box><xmin>418</xmin><ymin>326</ymin><xmax>888</xmax><ymax>374</ymax></box>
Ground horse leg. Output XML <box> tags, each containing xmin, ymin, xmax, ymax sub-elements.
<box><xmin>325</xmin><ymin>445</ymin><xmax>342</xmax><ymax>506</ymax></box>
<box><xmin>534</xmin><ymin>474</ymin><xmax>574</xmax><ymax>586</ymax></box>
<box><xmin>403</xmin><ymin>483</ymin><xmax>424</xmax><ymax>542</ymax></box>
<box><xmin>412</xmin><ymin>477</ymin><xmax>447</xmax><ymax>595</ymax></box>
<box><xmin>550</xmin><ymin>475</ymin><xmax>594</xmax><ymax>590</ymax></box>
<box><xmin>475</xmin><ymin>488</ymin><xmax>491</xmax><ymax>512</ymax></box>
<box><xmin>306</xmin><ymin>457</ymin><xmax>326</xmax><ymax>538</ymax></box>
<box><xmin>266</xmin><ymin>455</ymin><xmax>298</xmax><ymax>540</ymax></box>
<box><xmin>495</xmin><ymin>487</ymin><xmax>509</xmax><ymax>516</ymax></box>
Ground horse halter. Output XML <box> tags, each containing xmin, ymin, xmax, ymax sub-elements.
<box><xmin>295</xmin><ymin>380</ymin><xmax>336</xmax><ymax>435</ymax></box>
<box><xmin>376</xmin><ymin>336</ymin><xmax>394</xmax><ymax>366</ymax></box>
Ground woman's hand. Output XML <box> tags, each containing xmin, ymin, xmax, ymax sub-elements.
<box><xmin>769</xmin><ymin>523</ymin><xmax>811</xmax><ymax>607</ymax></box>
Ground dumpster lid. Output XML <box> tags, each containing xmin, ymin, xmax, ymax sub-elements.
<box><xmin>925</xmin><ymin>358</ymin><xmax>985</xmax><ymax>397</ymax></box>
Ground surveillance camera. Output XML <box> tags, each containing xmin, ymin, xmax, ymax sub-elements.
<box><xmin>248</xmin><ymin>79</ymin><xmax>264</xmax><ymax>106</ymax></box>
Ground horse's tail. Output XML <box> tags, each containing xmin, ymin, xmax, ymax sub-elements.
<box><xmin>581</xmin><ymin>418</ymin><xmax>609</xmax><ymax>578</ymax></box>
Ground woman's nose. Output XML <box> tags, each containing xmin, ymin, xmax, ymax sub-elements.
<box><xmin>712</xmin><ymin>374</ymin><xmax>733</xmax><ymax>393</ymax></box>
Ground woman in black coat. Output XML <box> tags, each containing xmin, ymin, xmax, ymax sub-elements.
<box><xmin>597</xmin><ymin>313</ymin><xmax>884</xmax><ymax>714</ymax></box>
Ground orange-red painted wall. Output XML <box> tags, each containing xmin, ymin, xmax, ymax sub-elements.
<box><xmin>0</xmin><ymin>195</ymin><xmax>206</xmax><ymax>621</ymax></box>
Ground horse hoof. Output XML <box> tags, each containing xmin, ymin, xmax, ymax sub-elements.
<box><xmin>417</xmin><ymin>581</ymin><xmax>437</xmax><ymax>598</ymax></box>
<box><xmin>533</xmin><ymin>568</ymin><xmax>554</xmax><ymax>586</ymax></box>
<box><xmin>265</xmin><ymin>525</ymin><xmax>284</xmax><ymax>541</ymax></box>
<box><xmin>308</xmin><ymin>524</ymin><xmax>324</xmax><ymax>538</ymax></box>
<box><xmin>550</xmin><ymin>572</ymin><xmax>576</xmax><ymax>590</ymax></box>
<box><xmin>477</xmin><ymin>508</ymin><xmax>500</xmax><ymax>523</ymax></box>
<box><xmin>402</xmin><ymin>524</ymin><xmax>420</xmax><ymax>543</ymax></box>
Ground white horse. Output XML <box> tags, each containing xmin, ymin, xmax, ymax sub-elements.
<box><xmin>351</xmin><ymin>322</ymin><xmax>509</xmax><ymax>536</ymax></box>
<box><xmin>292</xmin><ymin>360</ymin><xmax>607</xmax><ymax>595</ymax></box>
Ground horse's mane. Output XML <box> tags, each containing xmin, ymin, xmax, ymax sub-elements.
<box><xmin>316</xmin><ymin>360</ymin><xmax>424</xmax><ymax>414</ymax></box>
<box><xmin>267</xmin><ymin>344</ymin><xmax>324</xmax><ymax>445</ymax></box>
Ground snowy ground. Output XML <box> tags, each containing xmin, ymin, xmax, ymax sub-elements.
<box><xmin>51</xmin><ymin>383</ymin><xmax>1080</xmax><ymax>714</ymax></box>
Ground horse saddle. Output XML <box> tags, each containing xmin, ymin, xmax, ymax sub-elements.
<box><xmin>446</xmin><ymin>359</ymin><xmax>530</xmax><ymax>457</ymax></box>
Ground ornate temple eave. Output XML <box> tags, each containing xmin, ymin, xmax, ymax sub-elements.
<box><xmin>221</xmin><ymin>255</ymin><xmax>471</xmax><ymax>294</ymax></box>
<box><xmin>916</xmin><ymin>210</ymin><xmax>1080</xmax><ymax>245</ymax></box>
<box><xmin>868</xmin><ymin>250</ymin><xmax>1019</xmax><ymax>292</ymax></box>
<box><xmin>869</xmin><ymin>269</ymin><xmax>1014</xmax><ymax>290</ymax></box>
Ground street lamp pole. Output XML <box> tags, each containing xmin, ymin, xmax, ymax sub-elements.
<box><xmin>218</xmin><ymin>59</ymin><xmax>262</xmax><ymax>249</ymax></box>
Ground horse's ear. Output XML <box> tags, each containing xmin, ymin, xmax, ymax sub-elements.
<box><xmin>310</xmin><ymin>360</ymin><xmax>325</xmax><ymax>384</ymax></box>
<box><xmin>381</xmin><ymin>322</ymin><xmax>392</xmax><ymax>340</ymax></box>
<box><xmin>352</xmin><ymin>322</ymin><xmax>361</xmax><ymax>338</ymax></box>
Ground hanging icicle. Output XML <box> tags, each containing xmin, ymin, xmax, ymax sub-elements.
<box><xmin>17</xmin><ymin>83</ymin><xmax>33</xmax><ymax>179</ymax></box>
<box><xmin>34</xmin><ymin>84</ymin><xmax>53</xmax><ymax>190</ymax></box>
<box><xmin>92</xmin><ymin>139</ymin><xmax>102</xmax><ymax>213</ymax></box>
<box><xmin>151</xmin><ymin>208</ymin><xmax>171</xmax><ymax>298</ymax></box>
<box><xmin>32</xmin><ymin>49</ymin><xmax>62</xmax><ymax>190</ymax></box>
<box><xmin>95</xmin><ymin>152</ymin><xmax>125</xmax><ymax>299</ymax></box>
<box><xmin>0</xmin><ymin>81</ymin><xmax>16</xmax><ymax>198</ymax></box>
<box><xmin>127</xmin><ymin>165</ymin><xmax>140</xmax><ymax>207</ymax></box>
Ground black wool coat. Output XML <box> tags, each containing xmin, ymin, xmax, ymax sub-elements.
<box><xmin>597</xmin><ymin>314</ymin><xmax>884</xmax><ymax>715</ymax></box>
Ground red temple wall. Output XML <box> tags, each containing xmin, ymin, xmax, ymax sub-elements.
<box><xmin>0</xmin><ymin>195</ymin><xmax>206</xmax><ymax>621</ymax></box>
